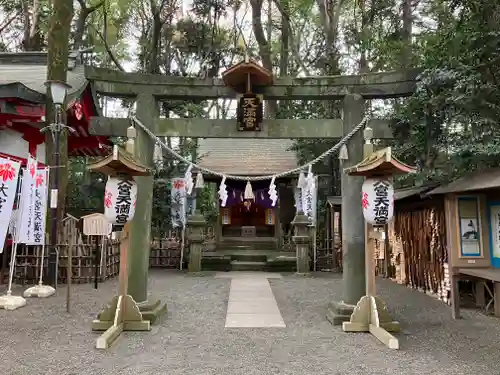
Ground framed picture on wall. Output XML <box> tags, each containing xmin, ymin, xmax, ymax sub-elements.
<box><xmin>458</xmin><ymin>197</ymin><xmax>481</xmax><ymax>257</ymax></box>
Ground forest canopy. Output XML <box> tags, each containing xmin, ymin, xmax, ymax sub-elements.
<box><xmin>1</xmin><ymin>0</ymin><xmax>499</xmax><ymax>229</ymax></box>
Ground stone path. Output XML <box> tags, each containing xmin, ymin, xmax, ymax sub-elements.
<box><xmin>2</xmin><ymin>271</ymin><xmax>500</xmax><ymax>375</ymax></box>
<box><xmin>219</xmin><ymin>272</ymin><xmax>285</xmax><ymax>328</ymax></box>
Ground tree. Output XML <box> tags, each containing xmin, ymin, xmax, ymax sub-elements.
<box><xmin>390</xmin><ymin>0</ymin><xmax>500</xmax><ymax>184</ymax></box>
<box><xmin>45</xmin><ymin>0</ymin><xmax>74</xmax><ymax>236</ymax></box>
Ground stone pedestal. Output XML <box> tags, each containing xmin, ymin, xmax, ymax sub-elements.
<box><xmin>187</xmin><ymin>210</ymin><xmax>206</xmax><ymax>273</ymax></box>
<box><xmin>292</xmin><ymin>211</ymin><xmax>310</xmax><ymax>275</ymax></box>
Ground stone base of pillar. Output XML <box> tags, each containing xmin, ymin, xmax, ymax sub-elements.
<box><xmin>296</xmin><ymin>245</ymin><xmax>310</xmax><ymax>274</ymax></box>
<box><xmin>137</xmin><ymin>298</ymin><xmax>168</xmax><ymax>324</ymax></box>
<box><xmin>187</xmin><ymin>208</ymin><xmax>206</xmax><ymax>273</ymax></box>
<box><xmin>326</xmin><ymin>300</ymin><xmax>357</xmax><ymax>326</ymax></box>
<box><xmin>188</xmin><ymin>245</ymin><xmax>202</xmax><ymax>272</ymax></box>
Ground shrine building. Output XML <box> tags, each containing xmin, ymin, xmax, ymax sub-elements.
<box><xmin>198</xmin><ymin>137</ymin><xmax>299</xmax><ymax>235</ymax></box>
<box><xmin>0</xmin><ymin>51</ymin><xmax>110</xmax><ymax>166</ymax></box>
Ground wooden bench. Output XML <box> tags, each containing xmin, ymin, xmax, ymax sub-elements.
<box><xmin>451</xmin><ymin>267</ymin><xmax>500</xmax><ymax>319</ymax></box>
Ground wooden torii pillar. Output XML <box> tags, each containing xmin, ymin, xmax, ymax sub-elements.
<box><xmin>84</xmin><ymin>62</ymin><xmax>418</xmax><ymax>325</ymax></box>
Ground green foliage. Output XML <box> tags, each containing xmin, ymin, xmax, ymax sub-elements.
<box><xmin>66</xmin><ymin>158</ymin><xmax>106</xmax><ymax>217</ymax></box>
<box><xmin>198</xmin><ymin>184</ymin><xmax>218</xmax><ymax>224</ymax></box>
<box><xmin>390</xmin><ymin>0</ymin><xmax>500</xmax><ymax>184</ymax></box>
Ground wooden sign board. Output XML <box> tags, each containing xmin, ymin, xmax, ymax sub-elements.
<box><xmin>237</xmin><ymin>93</ymin><xmax>263</xmax><ymax>131</ymax></box>
<box><xmin>112</xmin><ymin>224</ymin><xmax>125</xmax><ymax>233</ymax></box>
<box><xmin>82</xmin><ymin>213</ymin><xmax>112</xmax><ymax>236</ymax></box>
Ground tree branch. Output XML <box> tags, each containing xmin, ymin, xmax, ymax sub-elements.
<box><xmin>0</xmin><ymin>10</ymin><xmax>22</xmax><ymax>35</ymax></box>
<box><xmin>88</xmin><ymin>0</ymin><xmax>105</xmax><ymax>13</ymax></box>
<box><xmin>249</xmin><ymin>0</ymin><xmax>273</xmax><ymax>71</ymax></box>
<box><xmin>88</xmin><ymin>24</ymin><xmax>125</xmax><ymax>71</ymax></box>
<box><xmin>271</xmin><ymin>0</ymin><xmax>310</xmax><ymax>75</ymax></box>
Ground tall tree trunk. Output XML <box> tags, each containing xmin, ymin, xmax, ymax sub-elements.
<box><xmin>316</xmin><ymin>0</ymin><xmax>344</xmax><ymax>75</ymax></box>
<box><xmin>250</xmin><ymin>0</ymin><xmax>278</xmax><ymax>117</ymax></box>
<box><xmin>22</xmin><ymin>0</ymin><xmax>43</xmax><ymax>50</ymax></box>
<box><xmin>401</xmin><ymin>0</ymin><xmax>412</xmax><ymax>67</ymax></box>
<box><xmin>45</xmin><ymin>0</ymin><xmax>74</xmax><ymax>239</ymax></box>
<box><xmin>358</xmin><ymin>0</ymin><xmax>369</xmax><ymax>73</ymax></box>
<box><xmin>73</xmin><ymin>7</ymin><xmax>90</xmax><ymax>49</ymax></box>
<box><xmin>315</xmin><ymin>0</ymin><xmax>346</xmax><ymax>195</ymax></box>
<box><xmin>279</xmin><ymin>0</ymin><xmax>289</xmax><ymax>116</ymax></box>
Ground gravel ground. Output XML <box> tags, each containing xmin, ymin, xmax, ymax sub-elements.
<box><xmin>0</xmin><ymin>270</ymin><xmax>499</xmax><ymax>375</ymax></box>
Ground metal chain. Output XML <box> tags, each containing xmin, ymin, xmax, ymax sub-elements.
<box><xmin>131</xmin><ymin>115</ymin><xmax>369</xmax><ymax>181</ymax></box>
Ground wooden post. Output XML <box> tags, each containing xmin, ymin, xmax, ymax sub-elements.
<box><xmin>94</xmin><ymin>236</ymin><xmax>100</xmax><ymax>290</ymax></box>
<box><xmin>0</xmin><ymin>237</ymin><xmax>8</xmax><ymax>284</ymax></box>
<box><xmin>475</xmin><ymin>281</ymin><xmax>486</xmax><ymax>308</ymax></box>
<box><xmin>187</xmin><ymin>197</ymin><xmax>206</xmax><ymax>273</ymax></box>
<box><xmin>363</xmin><ymin>139</ymin><xmax>375</xmax><ymax>297</ymax></box>
<box><xmin>342</xmin><ymin>132</ymin><xmax>401</xmax><ymax>349</ymax></box>
<box><xmin>94</xmin><ymin>223</ymin><xmax>151</xmax><ymax>349</ymax></box>
<box><xmin>292</xmin><ymin>211</ymin><xmax>310</xmax><ymax>274</ymax></box>
<box><xmin>384</xmin><ymin>224</ymin><xmax>390</xmax><ymax>278</ymax></box>
<box><xmin>118</xmin><ymin>224</ymin><xmax>130</xmax><ymax>297</ymax></box>
<box><xmin>450</xmin><ymin>269</ymin><xmax>461</xmax><ymax>319</ymax></box>
<box><xmin>66</xmin><ymin>241</ymin><xmax>72</xmax><ymax>312</ymax></box>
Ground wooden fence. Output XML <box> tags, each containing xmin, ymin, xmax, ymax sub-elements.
<box><xmin>315</xmin><ymin>237</ymin><xmax>342</xmax><ymax>271</ymax></box>
<box><xmin>391</xmin><ymin>207</ymin><xmax>449</xmax><ymax>302</ymax></box>
<box><xmin>0</xmin><ymin>226</ymin><xmax>221</xmax><ymax>285</ymax></box>
<box><xmin>11</xmin><ymin>239</ymin><xmax>121</xmax><ymax>285</ymax></box>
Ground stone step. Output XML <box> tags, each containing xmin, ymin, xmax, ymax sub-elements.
<box><xmin>201</xmin><ymin>250</ymin><xmax>297</xmax><ymax>272</ymax></box>
<box><xmin>218</xmin><ymin>242</ymin><xmax>278</xmax><ymax>251</ymax></box>
<box><xmin>230</xmin><ymin>253</ymin><xmax>268</xmax><ymax>263</ymax></box>
<box><xmin>231</xmin><ymin>260</ymin><xmax>267</xmax><ymax>272</ymax></box>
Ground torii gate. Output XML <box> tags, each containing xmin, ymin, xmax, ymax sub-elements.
<box><xmin>85</xmin><ymin>61</ymin><xmax>418</xmax><ymax>325</ymax></box>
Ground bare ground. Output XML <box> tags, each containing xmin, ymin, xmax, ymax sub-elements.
<box><xmin>0</xmin><ymin>270</ymin><xmax>498</xmax><ymax>375</ymax></box>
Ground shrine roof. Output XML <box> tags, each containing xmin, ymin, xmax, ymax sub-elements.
<box><xmin>344</xmin><ymin>147</ymin><xmax>417</xmax><ymax>176</ymax></box>
<box><xmin>0</xmin><ymin>51</ymin><xmax>87</xmax><ymax>103</ymax></box>
<box><xmin>326</xmin><ymin>196</ymin><xmax>342</xmax><ymax>206</ymax></box>
<box><xmin>394</xmin><ymin>184</ymin><xmax>439</xmax><ymax>201</ymax></box>
<box><xmin>427</xmin><ymin>168</ymin><xmax>500</xmax><ymax>195</ymax></box>
<box><xmin>197</xmin><ymin>138</ymin><xmax>298</xmax><ymax>176</ymax></box>
<box><xmin>87</xmin><ymin>145</ymin><xmax>151</xmax><ymax>176</ymax></box>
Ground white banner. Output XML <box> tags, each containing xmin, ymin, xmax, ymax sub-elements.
<box><xmin>302</xmin><ymin>184</ymin><xmax>313</xmax><ymax>222</ymax></box>
<box><xmin>29</xmin><ymin>168</ymin><xmax>49</xmax><ymax>245</ymax></box>
<box><xmin>294</xmin><ymin>186</ymin><xmax>303</xmax><ymax>213</ymax></box>
<box><xmin>171</xmin><ymin>177</ymin><xmax>186</xmax><ymax>228</ymax></box>
<box><xmin>294</xmin><ymin>181</ymin><xmax>317</xmax><ymax>226</ymax></box>
<box><xmin>0</xmin><ymin>158</ymin><xmax>21</xmax><ymax>252</ymax></box>
<box><xmin>311</xmin><ymin>177</ymin><xmax>318</xmax><ymax>226</ymax></box>
<box><xmin>17</xmin><ymin>156</ymin><xmax>37</xmax><ymax>243</ymax></box>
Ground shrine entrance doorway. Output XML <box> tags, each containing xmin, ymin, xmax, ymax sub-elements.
<box><xmin>222</xmin><ymin>200</ymin><xmax>275</xmax><ymax>238</ymax></box>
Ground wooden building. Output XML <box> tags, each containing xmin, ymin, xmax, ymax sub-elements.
<box><xmin>197</xmin><ymin>138</ymin><xmax>300</xmax><ymax>271</ymax></box>
<box><xmin>0</xmin><ymin>51</ymin><xmax>110</xmax><ymax>255</ymax></box>
<box><xmin>425</xmin><ymin>168</ymin><xmax>500</xmax><ymax>318</ymax></box>
<box><xmin>198</xmin><ymin>138</ymin><xmax>299</xmax><ymax>244</ymax></box>
<box><xmin>0</xmin><ymin>51</ymin><xmax>110</xmax><ymax>164</ymax></box>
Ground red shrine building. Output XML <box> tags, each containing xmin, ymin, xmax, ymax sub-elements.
<box><xmin>0</xmin><ymin>51</ymin><xmax>109</xmax><ymax>165</ymax></box>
